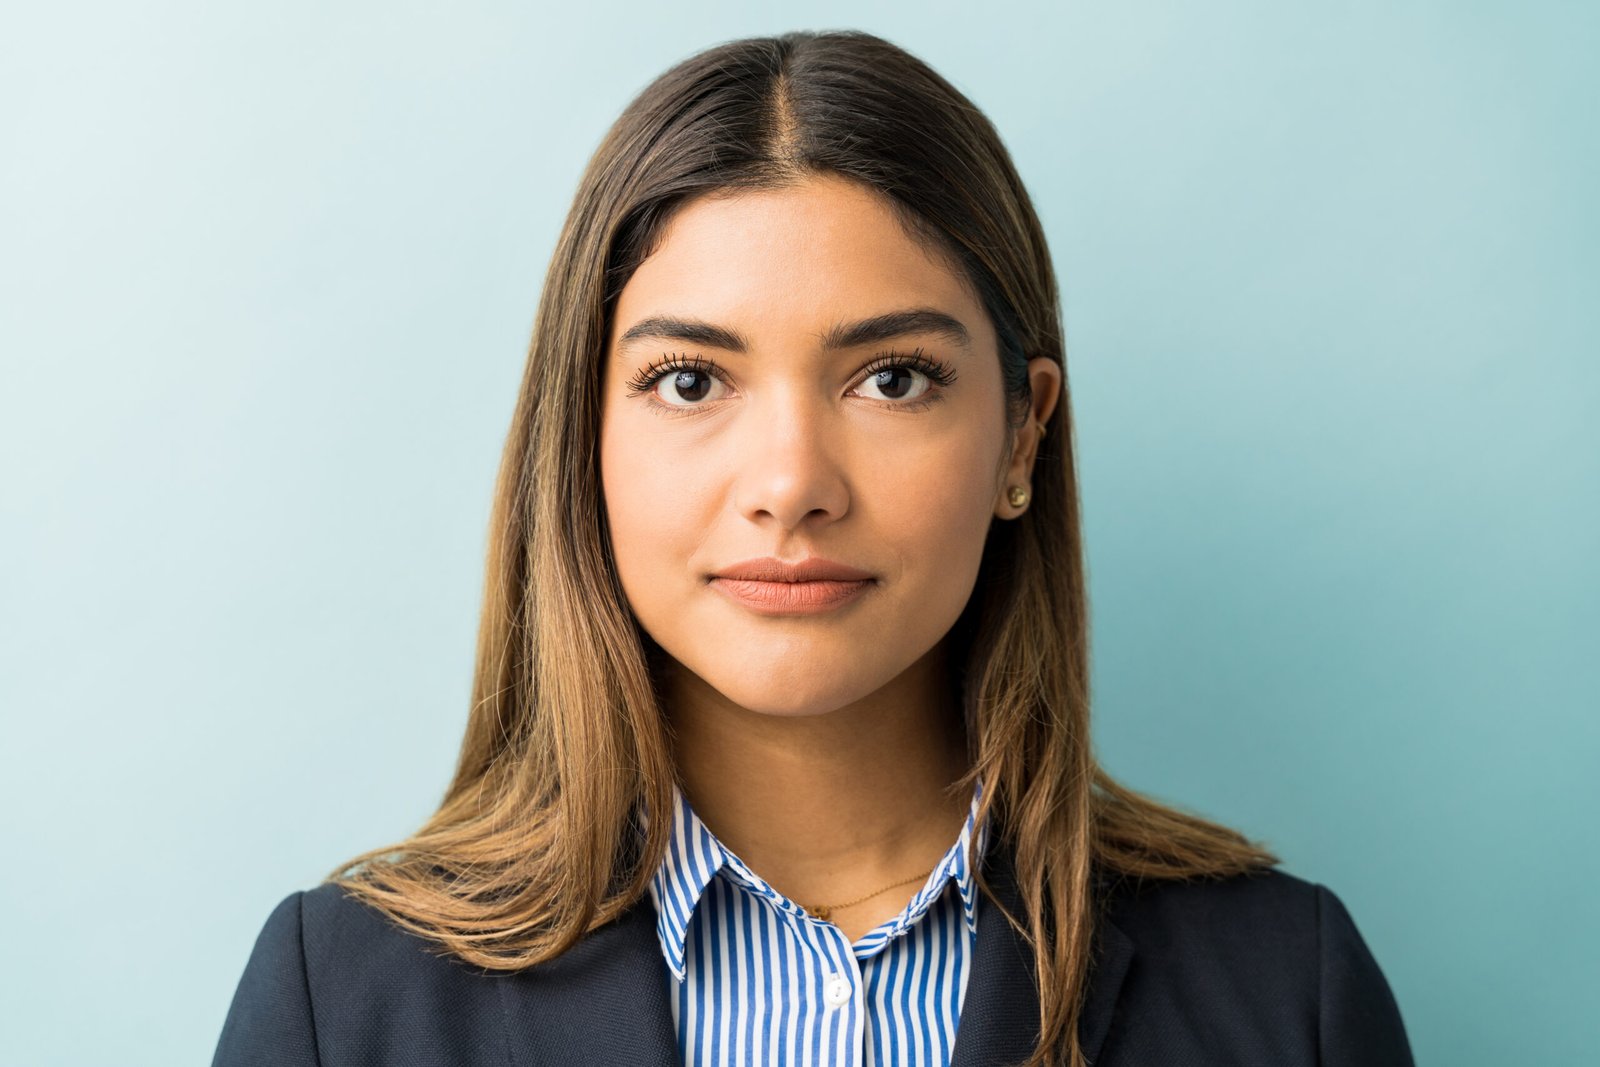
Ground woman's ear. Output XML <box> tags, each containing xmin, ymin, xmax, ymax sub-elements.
<box><xmin>994</xmin><ymin>357</ymin><xmax>1063</xmax><ymax>519</ymax></box>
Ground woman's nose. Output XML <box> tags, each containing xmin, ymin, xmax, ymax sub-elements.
<box><xmin>730</xmin><ymin>395</ymin><xmax>851</xmax><ymax>531</ymax></box>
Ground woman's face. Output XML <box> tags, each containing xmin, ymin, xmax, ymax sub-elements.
<box><xmin>600</xmin><ymin>173</ymin><xmax>1059</xmax><ymax>719</ymax></box>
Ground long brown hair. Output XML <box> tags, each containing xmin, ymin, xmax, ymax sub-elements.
<box><xmin>328</xmin><ymin>29</ymin><xmax>1278</xmax><ymax>1067</ymax></box>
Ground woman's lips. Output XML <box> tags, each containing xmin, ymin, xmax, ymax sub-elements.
<box><xmin>709</xmin><ymin>577</ymin><xmax>873</xmax><ymax>615</ymax></box>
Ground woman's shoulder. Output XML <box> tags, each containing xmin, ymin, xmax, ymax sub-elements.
<box><xmin>1101</xmin><ymin>864</ymin><xmax>1322</xmax><ymax>930</ymax></box>
<box><xmin>296</xmin><ymin>881</ymin><xmax>441</xmax><ymax>957</ymax></box>
<box><xmin>213</xmin><ymin>883</ymin><xmax>507</xmax><ymax>1066</ymax></box>
<box><xmin>236</xmin><ymin>882</ymin><xmax>446</xmax><ymax>966</ymax></box>
<box><xmin>1099</xmin><ymin>865</ymin><xmax>1366</xmax><ymax>975</ymax></box>
<box><xmin>294</xmin><ymin>880</ymin><xmax>513</xmax><ymax>993</ymax></box>
<box><xmin>1091</xmin><ymin>866</ymin><xmax>1414</xmax><ymax>1065</ymax></box>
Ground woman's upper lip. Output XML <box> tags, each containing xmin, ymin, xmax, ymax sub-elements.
<box><xmin>711</xmin><ymin>557</ymin><xmax>874</xmax><ymax>582</ymax></box>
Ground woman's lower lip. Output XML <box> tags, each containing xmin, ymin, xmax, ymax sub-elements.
<box><xmin>709</xmin><ymin>577</ymin><xmax>873</xmax><ymax>614</ymax></box>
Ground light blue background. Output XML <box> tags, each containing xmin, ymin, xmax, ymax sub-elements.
<box><xmin>2</xmin><ymin>3</ymin><xmax>1595</xmax><ymax>1064</ymax></box>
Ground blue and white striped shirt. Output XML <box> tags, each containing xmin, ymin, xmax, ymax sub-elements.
<box><xmin>645</xmin><ymin>783</ymin><xmax>987</xmax><ymax>1067</ymax></box>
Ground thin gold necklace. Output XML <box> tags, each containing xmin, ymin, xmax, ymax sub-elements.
<box><xmin>803</xmin><ymin>867</ymin><xmax>935</xmax><ymax>922</ymax></box>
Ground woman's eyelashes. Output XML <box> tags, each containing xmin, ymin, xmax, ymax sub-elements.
<box><xmin>623</xmin><ymin>347</ymin><xmax>958</xmax><ymax>415</ymax></box>
<box><xmin>624</xmin><ymin>353</ymin><xmax>725</xmax><ymax>407</ymax></box>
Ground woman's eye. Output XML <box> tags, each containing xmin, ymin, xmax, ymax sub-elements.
<box><xmin>630</xmin><ymin>351</ymin><xmax>951</xmax><ymax>411</ymax></box>
<box><xmin>652</xmin><ymin>368</ymin><xmax>728</xmax><ymax>407</ymax></box>
<box><xmin>855</xmin><ymin>365</ymin><xmax>934</xmax><ymax>403</ymax></box>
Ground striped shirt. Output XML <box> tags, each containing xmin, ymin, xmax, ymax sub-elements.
<box><xmin>644</xmin><ymin>782</ymin><xmax>987</xmax><ymax>1067</ymax></box>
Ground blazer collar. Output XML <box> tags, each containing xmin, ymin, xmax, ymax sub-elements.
<box><xmin>500</xmin><ymin>847</ymin><xmax>1135</xmax><ymax>1067</ymax></box>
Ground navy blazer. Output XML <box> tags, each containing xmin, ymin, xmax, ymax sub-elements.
<box><xmin>213</xmin><ymin>852</ymin><xmax>1414</xmax><ymax>1066</ymax></box>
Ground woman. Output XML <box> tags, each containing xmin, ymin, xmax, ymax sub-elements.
<box><xmin>213</xmin><ymin>29</ymin><xmax>1413</xmax><ymax>1067</ymax></box>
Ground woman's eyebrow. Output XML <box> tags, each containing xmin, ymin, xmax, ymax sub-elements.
<box><xmin>616</xmin><ymin>307</ymin><xmax>973</xmax><ymax>354</ymax></box>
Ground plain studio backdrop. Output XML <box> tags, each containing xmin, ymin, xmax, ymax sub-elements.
<box><xmin>2</xmin><ymin>2</ymin><xmax>1595</xmax><ymax>1064</ymax></box>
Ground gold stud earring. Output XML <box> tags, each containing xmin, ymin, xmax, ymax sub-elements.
<box><xmin>1008</xmin><ymin>485</ymin><xmax>1030</xmax><ymax>508</ymax></box>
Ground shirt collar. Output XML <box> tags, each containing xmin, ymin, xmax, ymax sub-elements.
<box><xmin>643</xmin><ymin>779</ymin><xmax>988</xmax><ymax>982</ymax></box>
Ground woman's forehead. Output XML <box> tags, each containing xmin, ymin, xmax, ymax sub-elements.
<box><xmin>610</xmin><ymin>181</ymin><xmax>987</xmax><ymax>357</ymax></box>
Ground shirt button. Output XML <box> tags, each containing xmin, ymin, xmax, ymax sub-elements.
<box><xmin>824</xmin><ymin>973</ymin><xmax>851</xmax><ymax>1008</ymax></box>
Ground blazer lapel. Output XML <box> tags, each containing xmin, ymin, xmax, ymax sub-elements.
<box><xmin>1078</xmin><ymin>905</ymin><xmax>1134</xmax><ymax>1064</ymax></box>
<box><xmin>951</xmin><ymin>852</ymin><xmax>1135</xmax><ymax>1067</ymax></box>
<box><xmin>499</xmin><ymin>900</ymin><xmax>679</xmax><ymax>1067</ymax></box>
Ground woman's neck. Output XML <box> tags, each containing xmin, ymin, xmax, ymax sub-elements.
<box><xmin>660</xmin><ymin>647</ymin><xmax>972</xmax><ymax>924</ymax></box>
